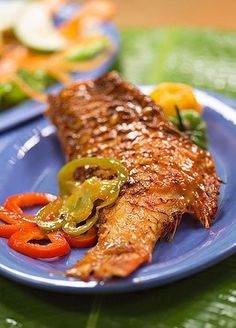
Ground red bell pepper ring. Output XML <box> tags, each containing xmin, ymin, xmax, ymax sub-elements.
<box><xmin>4</xmin><ymin>193</ymin><xmax>57</xmax><ymax>222</ymax></box>
<box><xmin>0</xmin><ymin>206</ymin><xmax>35</xmax><ymax>238</ymax></box>
<box><xmin>64</xmin><ymin>226</ymin><xmax>98</xmax><ymax>248</ymax></box>
<box><xmin>8</xmin><ymin>227</ymin><xmax>71</xmax><ymax>258</ymax></box>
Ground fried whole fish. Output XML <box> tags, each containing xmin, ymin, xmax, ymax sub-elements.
<box><xmin>47</xmin><ymin>72</ymin><xmax>219</xmax><ymax>281</ymax></box>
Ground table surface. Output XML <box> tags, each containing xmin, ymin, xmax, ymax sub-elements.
<box><xmin>113</xmin><ymin>0</ymin><xmax>236</xmax><ymax>30</ymax></box>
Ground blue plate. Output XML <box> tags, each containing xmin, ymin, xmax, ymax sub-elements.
<box><xmin>0</xmin><ymin>87</ymin><xmax>236</xmax><ymax>294</ymax></box>
<box><xmin>0</xmin><ymin>3</ymin><xmax>120</xmax><ymax>133</ymax></box>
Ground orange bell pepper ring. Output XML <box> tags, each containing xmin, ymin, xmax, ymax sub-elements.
<box><xmin>0</xmin><ymin>206</ymin><xmax>35</xmax><ymax>238</ymax></box>
<box><xmin>64</xmin><ymin>226</ymin><xmax>98</xmax><ymax>248</ymax></box>
<box><xmin>8</xmin><ymin>227</ymin><xmax>71</xmax><ymax>258</ymax></box>
<box><xmin>4</xmin><ymin>193</ymin><xmax>57</xmax><ymax>222</ymax></box>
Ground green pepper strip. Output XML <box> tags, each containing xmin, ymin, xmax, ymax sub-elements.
<box><xmin>37</xmin><ymin>158</ymin><xmax>128</xmax><ymax>236</ymax></box>
<box><xmin>61</xmin><ymin>187</ymin><xmax>94</xmax><ymax>223</ymax></box>
<box><xmin>62</xmin><ymin>178</ymin><xmax>120</xmax><ymax>236</ymax></box>
<box><xmin>58</xmin><ymin>157</ymin><xmax>128</xmax><ymax>196</ymax></box>
<box><xmin>170</xmin><ymin>109</ymin><xmax>208</xmax><ymax>150</ymax></box>
<box><xmin>36</xmin><ymin>198</ymin><xmax>64</xmax><ymax>231</ymax></box>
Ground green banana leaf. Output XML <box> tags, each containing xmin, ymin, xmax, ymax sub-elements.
<box><xmin>0</xmin><ymin>27</ymin><xmax>236</xmax><ymax>327</ymax></box>
<box><xmin>116</xmin><ymin>28</ymin><xmax>236</xmax><ymax>99</ymax></box>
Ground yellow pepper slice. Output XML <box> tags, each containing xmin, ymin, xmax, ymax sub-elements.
<box><xmin>36</xmin><ymin>158</ymin><xmax>128</xmax><ymax>236</ymax></box>
<box><xmin>150</xmin><ymin>82</ymin><xmax>202</xmax><ymax>117</ymax></box>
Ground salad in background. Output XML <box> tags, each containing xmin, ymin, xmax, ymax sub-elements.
<box><xmin>0</xmin><ymin>0</ymin><xmax>116</xmax><ymax>110</ymax></box>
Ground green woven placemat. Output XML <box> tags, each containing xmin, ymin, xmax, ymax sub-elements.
<box><xmin>0</xmin><ymin>28</ymin><xmax>235</xmax><ymax>328</ymax></box>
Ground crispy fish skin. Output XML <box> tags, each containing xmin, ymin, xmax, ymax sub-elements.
<box><xmin>47</xmin><ymin>72</ymin><xmax>219</xmax><ymax>280</ymax></box>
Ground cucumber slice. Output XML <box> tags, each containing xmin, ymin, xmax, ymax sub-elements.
<box><xmin>65</xmin><ymin>37</ymin><xmax>110</xmax><ymax>61</ymax></box>
<box><xmin>0</xmin><ymin>0</ymin><xmax>26</xmax><ymax>32</ymax></box>
<box><xmin>14</xmin><ymin>3</ymin><xmax>66</xmax><ymax>52</ymax></box>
